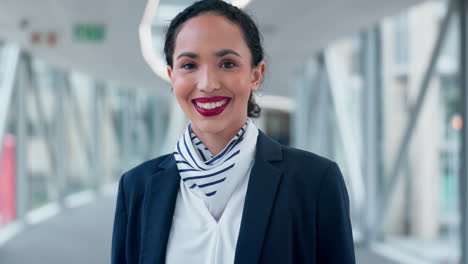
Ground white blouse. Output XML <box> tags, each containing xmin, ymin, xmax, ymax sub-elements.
<box><xmin>165</xmin><ymin>162</ymin><xmax>253</xmax><ymax>264</ymax></box>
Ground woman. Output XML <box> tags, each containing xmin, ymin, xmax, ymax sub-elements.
<box><xmin>111</xmin><ymin>0</ymin><xmax>355</xmax><ymax>263</ymax></box>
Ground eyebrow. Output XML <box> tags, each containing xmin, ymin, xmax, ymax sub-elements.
<box><xmin>175</xmin><ymin>49</ymin><xmax>242</xmax><ymax>61</ymax></box>
<box><xmin>176</xmin><ymin>52</ymin><xmax>198</xmax><ymax>60</ymax></box>
<box><xmin>214</xmin><ymin>49</ymin><xmax>241</xmax><ymax>58</ymax></box>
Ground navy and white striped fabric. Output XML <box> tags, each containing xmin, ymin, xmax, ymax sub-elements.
<box><xmin>173</xmin><ymin>118</ymin><xmax>259</xmax><ymax>220</ymax></box>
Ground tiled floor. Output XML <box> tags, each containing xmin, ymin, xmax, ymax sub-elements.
<box><xmin>0</xmin><ymin>196</ymin><xmax>398</xmax><ymax>264</ymax></box>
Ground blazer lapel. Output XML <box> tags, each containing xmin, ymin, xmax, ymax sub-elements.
<box><xmin>139</xmin><ymin>155</ymin><xmax>180</xmax><ymax>264</ymax></box>
<box><xmin>234</xmin><ymin>131</ymin><xmax>283</xmax><ymax>264</ymax></box>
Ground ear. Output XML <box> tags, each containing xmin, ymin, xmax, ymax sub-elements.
<box><xmin>251</xmin><ymin>61</ymin><xmax>266</xmax><ymax>92</ymax></box>
<box><xmin>167</xmin><ymin>66</ymin><xmax>173</xmax><ymax>81</ymax></box>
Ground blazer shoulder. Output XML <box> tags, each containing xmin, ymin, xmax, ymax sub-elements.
<box><xmin>280</xmin><ymin>145</ymin><xmax>335</xmax><ymax>172</ymax></box>
<box><xmin>120</xmin><ymin>154</ymin><xmax>172</xmax><ymax>194</ymax></box>
<box><xmin>278</xmin><ymin>145</ymin><xmax>341</xmax><ymax>193</ymax></box>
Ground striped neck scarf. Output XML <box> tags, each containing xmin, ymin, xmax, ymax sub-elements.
<box><xmin>173</xmin><ymin>118</ymin><xmax>258</xmax><ymax>220</ymax></box>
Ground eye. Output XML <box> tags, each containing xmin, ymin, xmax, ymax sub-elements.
<box><xmin>182</xmin><ymin>63</ymin><xmax>197</xmax><ymax>70</ymax></box>
<box><xmin>220</xmin><ymin>61</ymin><xmax>236</xmax><ymax>69</ymax></box>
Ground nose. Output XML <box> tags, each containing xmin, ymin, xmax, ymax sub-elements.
<box><xmin>196</xmin><ymin>65</ymin><xmax>220</xmax><ymax>93</ymax></box>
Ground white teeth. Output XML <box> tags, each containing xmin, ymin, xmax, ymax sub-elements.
<box><xmin>196</xmin><ymin>99</ymin><xmax>227</xmax><ymax>110</ymax></box>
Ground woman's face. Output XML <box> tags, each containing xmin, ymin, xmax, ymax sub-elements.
<box><xmin>167</xmin><ymin>13</ymin><xmax>265</xmax><ymax>137</ymax></box>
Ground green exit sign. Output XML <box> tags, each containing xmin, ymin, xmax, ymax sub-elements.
<box><xmin>73</xmin><ymin>24</ymin><xmax>106</xmax><ymax>42</ymax></box>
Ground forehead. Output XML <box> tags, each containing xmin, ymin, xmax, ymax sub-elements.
<box><xmin>174</xmin><ymin>13</ymin><xmax>249</xmax><ymax>55</ymax></box>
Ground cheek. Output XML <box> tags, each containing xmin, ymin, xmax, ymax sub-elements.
<box><xmin>173</xmin><ymin>78</ymin><xmax>192</xmax><ymax>101</ymax></box>
<box><xmin>226</xmin><ymin>75</ymin><xmax>252</xmax><ymax>98</ymax></box>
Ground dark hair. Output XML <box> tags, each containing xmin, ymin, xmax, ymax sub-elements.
<box><xmin>164</xmin><ymin>0</ymin><xmax>263</xmax><ymax>118</ymax></box>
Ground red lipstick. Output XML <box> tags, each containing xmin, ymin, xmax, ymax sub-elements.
<box><xmin>192</xmin><ymin>96</ymin><xmax>231</xmax><ymax>117</ymax></box>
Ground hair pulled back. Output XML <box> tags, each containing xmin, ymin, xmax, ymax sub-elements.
<box><xmin>164</xmin><ymin>0</ymin><xmax>264</xmax><ymax>118</ymax></box>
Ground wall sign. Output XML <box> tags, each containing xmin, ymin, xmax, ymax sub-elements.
<box><xmin>73</xmin><ymin>24</ymin><xmax>106</xmax><ymax>42</ymax></box>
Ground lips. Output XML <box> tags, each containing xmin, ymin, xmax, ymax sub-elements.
<box><xmin>192</xmin><ymin>96</ymin><xmax>231</xmax><ymax>117</ymax></box>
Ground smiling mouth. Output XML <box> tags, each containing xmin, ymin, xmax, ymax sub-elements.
<box><xmin>192</xmin><ymin>96</ymin><xmax>231</xmax><ymax>116</ymax></box>
<box><xmin>195</xmin><ymin>99</ymin><xmax>228</xmax><ymax>110</ymax></box>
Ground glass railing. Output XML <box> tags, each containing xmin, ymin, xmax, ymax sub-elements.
<box><xmin>0</xmin><ymin>42</ymin><xmax>171</xmax><ymax>236</ymax></box>
<box><xmin>295</xmin><ymin>0</ymin><xmax>460</xmax><ymax>262</ymax></box>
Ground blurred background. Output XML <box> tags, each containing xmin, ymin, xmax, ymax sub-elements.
<box><xmin>0</xmin><ymin>0</ymin><xmax>466</xmax><ymax>263</ymax></box>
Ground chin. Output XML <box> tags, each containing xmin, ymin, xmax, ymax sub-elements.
<box><xmin>193</xmin><ymin>118</ymin><xmax>230</xmax><ymax>133</ymax></box>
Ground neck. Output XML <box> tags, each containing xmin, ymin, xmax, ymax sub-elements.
<box><xmin>191</xmin><ymin>118</ymin><xmax>248</xmax><ymax>156</ymax></box>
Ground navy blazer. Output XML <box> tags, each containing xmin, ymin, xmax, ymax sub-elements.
<box><xmin>111</xmin><ymin>130</ymin><xmax>356</xmax><ymax>264</ymax></box>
